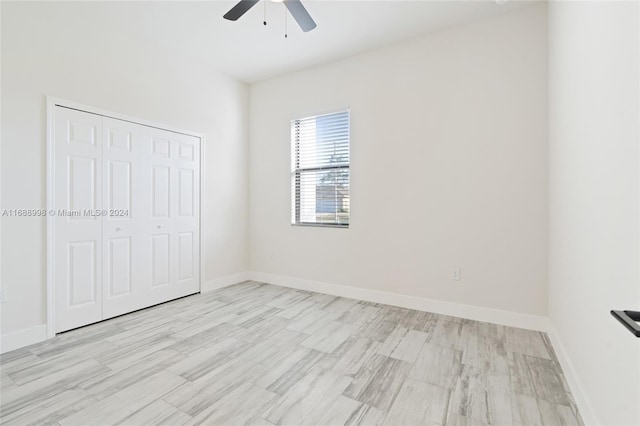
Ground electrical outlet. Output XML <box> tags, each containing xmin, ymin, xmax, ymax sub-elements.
<box><xmin>450</xmin><ymin>267</ymin><xmax>461</xmax><ymax>281</ymax></box>
<box><xmin>0</xmin><ymin>288</ymin><xmax>5</xmax><ymax>303</ymax></box>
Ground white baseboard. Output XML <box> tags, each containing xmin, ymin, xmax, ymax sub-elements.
<box><xmin>249</xmin><ymin>271</ymin><xmax>549</xmax><ymax>332</ymax></box>
<box><xmin>546</xmin><ymin>323</ymin><xmax>599</xmax><ymax>426</ymax></box>
<box><xmin>202</xmin><ymin>271</ymin><xmax>252</xmax><ymax>293</ymax></box>
<box><xmin>0</xmin><ymin>324</ymin><xmax>48</xmax><ymax>354</ymax></box>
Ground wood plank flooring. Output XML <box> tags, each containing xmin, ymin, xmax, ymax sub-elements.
<box><xmin>0</xmin><ymin>281</ymin><xmax>584</xmax><ymax>425</ymax></box>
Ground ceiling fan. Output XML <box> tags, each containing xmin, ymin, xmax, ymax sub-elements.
<box><xmin>223</xmin><ymin>0</ymin><xmax>317</xmax><ymax>32</ymax></box>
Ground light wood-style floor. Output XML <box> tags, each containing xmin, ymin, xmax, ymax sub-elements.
<box><xmin>1</xmin><ymin>281</ymin><xmax>583</xmax><ymax>426</ymax></box>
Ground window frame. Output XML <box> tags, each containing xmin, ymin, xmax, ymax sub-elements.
<box><xmin>291</xmin><ymin>109</ymin><xmax>351</xmax><ymax>228</ymax></box>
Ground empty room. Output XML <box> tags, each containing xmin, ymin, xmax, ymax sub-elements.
<box><xmin>1</xmin><ymin>0</ymin><xmax>638</xmax><ymax>425</ymax></box>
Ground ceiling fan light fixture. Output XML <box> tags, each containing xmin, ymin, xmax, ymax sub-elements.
<box><xmin>270</xmin><ymin>0</ymin><xmax>284</xmax><ymax>3</ymax></box>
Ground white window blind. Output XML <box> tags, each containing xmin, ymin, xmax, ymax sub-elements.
<box><xmin>292</xmin><ymin>110</ymin><xmax>350</xmax><ymax>227</ymax></box>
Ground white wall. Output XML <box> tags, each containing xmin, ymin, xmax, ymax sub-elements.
<box><xmin>0</xmin><ymin>2</ymin><xmax>249</xmax><ymax>336</ymax></box>
<box><xmin>548</xmin><ymin>1</ymin><xmax>640</xmax><ymax>425</ymax></box>
<box><xmin>249</xmin><ymin>5</ymin><xmax>548</xmax><ymax>317</ymax></box>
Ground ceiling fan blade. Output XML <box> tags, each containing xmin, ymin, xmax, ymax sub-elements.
<box><xmin>223</xmin><ymin>0</ymin><xmax>260</xmax><ymax>21</ymax></box>
<box><xmin>283</xmin><ymin>0</ymin><xmax>317</xmax><ymax>32</ymax></box>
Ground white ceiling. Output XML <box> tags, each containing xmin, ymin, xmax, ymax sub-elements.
<box><xmin>93</xmin><ymin>0</ymin><xmax>537</xmax><ymax>83</ymax></box>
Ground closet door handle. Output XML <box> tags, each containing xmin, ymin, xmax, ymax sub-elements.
<box><xmin>611</xmin><ymin>310</ymin><xmax>640</xmax><ymax>337</ymax></box>
<box><xmin>115</xmin><ymin>227</ymin><xmax>122</xmax><ymax>231</ymax></box>
<box><xmin>157</xmin><ymin>225</ymin><xmax>162</xmax><ymax>229</ymax></box>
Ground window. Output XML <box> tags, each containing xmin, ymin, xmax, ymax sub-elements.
<box><xmin>292</xmin><ymin>110</ymin><xmax>350</xmax><ymax>227</ymax></box>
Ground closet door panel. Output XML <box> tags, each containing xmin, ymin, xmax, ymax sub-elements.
<box><xmin>148</xmin><ymin>128</ymin><xmax>176</xmax><ymax>303</ymax></box>
<box><xmin>151</xmin><ymin>234</ymin><xmax>170</xmax><ymax>288</ymax></box>
<box><xmin>68</xmin><ymin>241</ymin><xmax>98</xmax><ymax>306</ymax></box>
<box><xmin>107</xmin><ymin>237</ymin><xmax>132</xmax><ymax>297</ymax></box>
<box><xmin>108</xmin><ymin>160</ymin><xmax>131</xmax><ymax>213</ymax></box>
<box><xmin>178</xmin><ymin>169</ymin><xmax>194</xmax><ymax>217</ymax></box>
<box><xmin>152</xmin><ymin>166</ymin><xmax>171</xmax><ymax>217</ymax></box>
<box><xmin>171</xmin><ymin>132</ymin><xmax>200</xmax><ymax>298</ymax></box>
<box><xmin>68</xmin><ymin>156</ymin><xmax>98</xmax><ymax>215</ymax></box>
<box><xmin>54</xmin><ymin>107</ymin><xmax>103</xmax><ymax>332</ymax></box>
<box><xmin>177</xmin><ymin>232</ymin><xmax>194</xmax><ymax>281</ymax></box>
<box><xmin>102</xmin><ymin>117</ymin><xmax>160</xmax><ymax>318</ymax></box>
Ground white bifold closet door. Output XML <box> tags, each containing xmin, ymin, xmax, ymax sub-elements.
<box><xmin>54</xmin><ymin>106</ymin><xmax>200</xmax><ymax>333</ymax></box>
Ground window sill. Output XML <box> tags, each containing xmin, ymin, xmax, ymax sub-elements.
<box><xmin>291</xmin><ymin>223</ymin><xmax>349</xmax><ymax>229</ymax></box>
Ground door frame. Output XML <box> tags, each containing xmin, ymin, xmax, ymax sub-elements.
<box><xmin>46</xmin><ymin>97</ymin><xmax>206</xmax><ymax>339</ymax></box>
